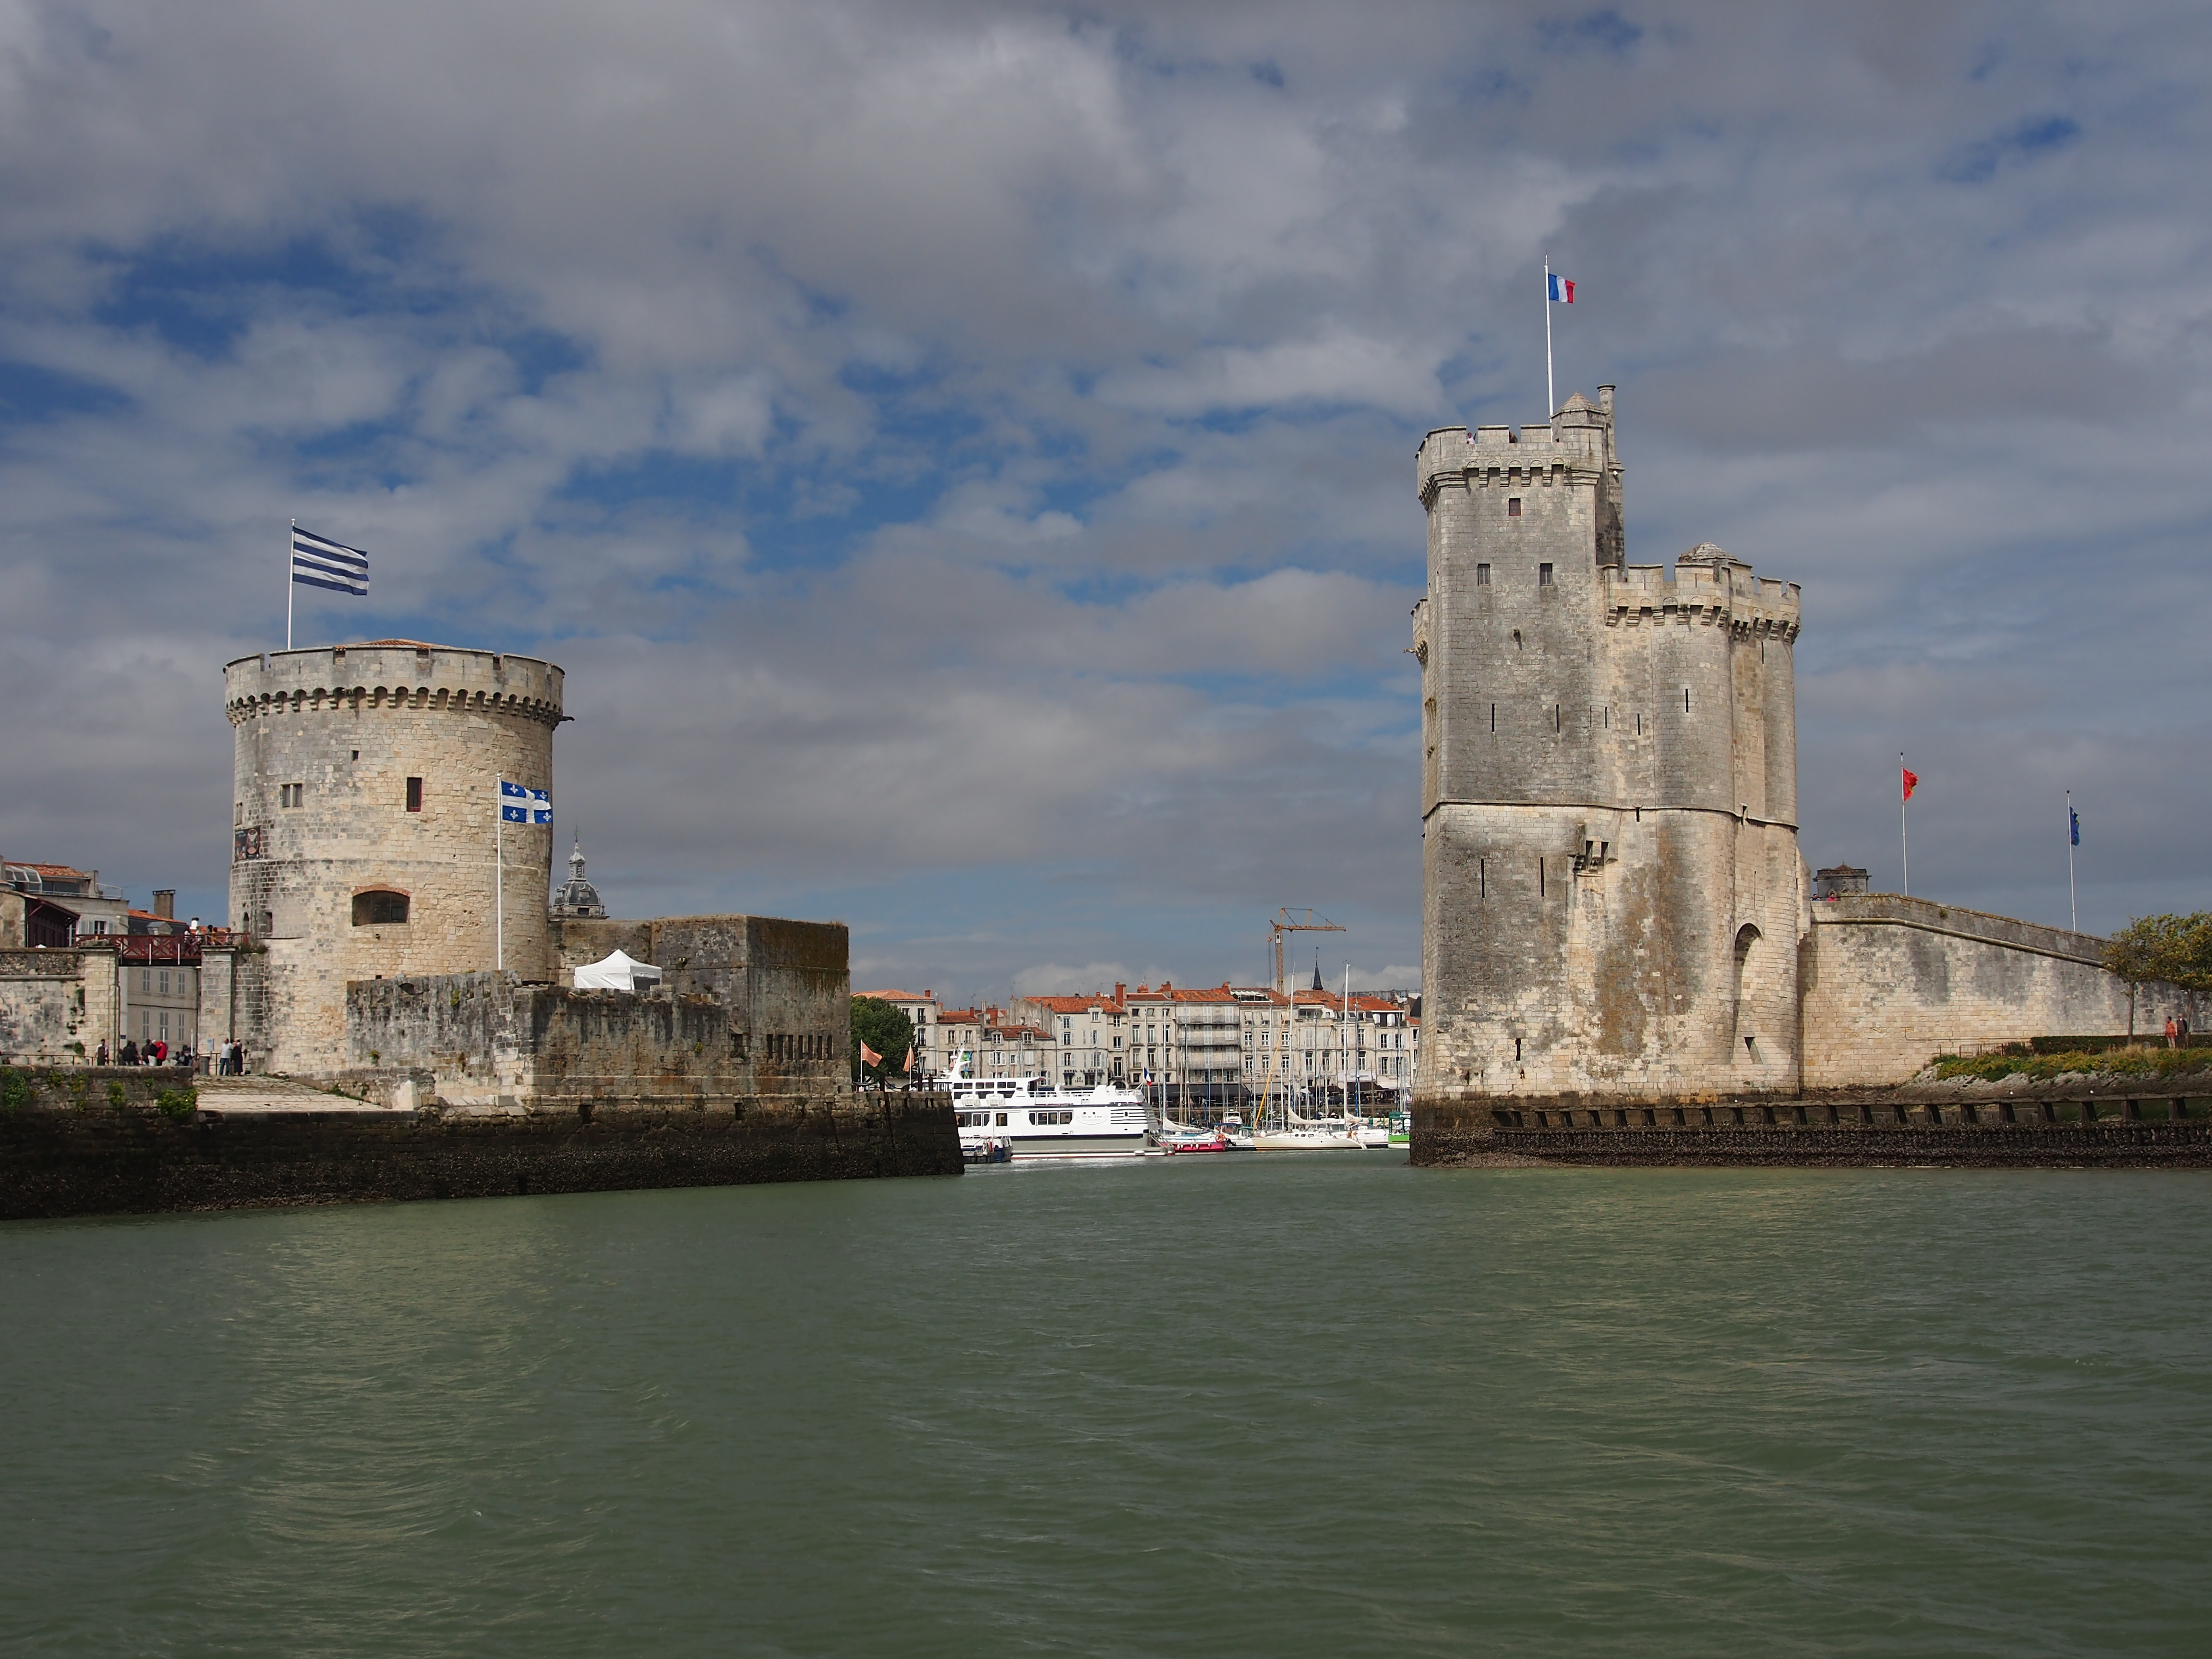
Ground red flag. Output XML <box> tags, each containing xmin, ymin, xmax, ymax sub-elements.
<box><xmin>860</xmin><ymin>1042</ymin><xmax>883</xmax><ymax>1067</ymax></box>
<box><xmin>902</xmin><ymin>1047</ymin><xmax>915</xmax><ymax>1072</ymax></box>
<box><xmin>1901</xmin><ymin>768</ymin><xmax>1919</xmax><ymax>803</ymax></box>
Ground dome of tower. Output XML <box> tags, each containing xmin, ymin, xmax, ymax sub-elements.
<box><xmin>553</xmin><ymin>840</ymin><xmax>608</xmax><ymax>919</ymax></box>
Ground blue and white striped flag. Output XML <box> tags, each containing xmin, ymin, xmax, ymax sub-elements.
<box><xmin>291</xmin><ymin>526</ymin><xmax>370</xmax><ymax>596</ymax></box>
<box><xmin>497</xmin><ymin>780</ymin><xmax>552</xmax><ymax>824</ymax></box>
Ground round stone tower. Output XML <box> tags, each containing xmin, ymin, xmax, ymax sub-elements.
<box><xmin>225</xmin><ymin>641</ymin><xmax>564</xmax><ymax>1073</ymax></box>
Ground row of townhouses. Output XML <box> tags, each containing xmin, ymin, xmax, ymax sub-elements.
<box><xmin>855</xmin><ymin>977</ymin><xmax>1419</xmax><ymax>1104</ymax></box>
<box><xmin>2</xmin><ymin>862</ymin><xmax>221</xmax><ymax>1059</ymax></box>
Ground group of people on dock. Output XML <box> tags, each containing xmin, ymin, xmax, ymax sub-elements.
<box><xmin>91</xmin><ymin>1039</ymin><xmax>249</xmax><ymax>1073</ymax></box>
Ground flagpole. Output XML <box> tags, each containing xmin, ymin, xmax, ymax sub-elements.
<box><xmin>1543</xmin><ymin>255</ymin><xmax>1555</xmax><ymax>419</ymax></box>
<box><xmin>1899</xmin><ymin>751</ymin><xmax>1910</xmax><ymax>898</ymax></box>
<box><xmin>2067</xmin><ymin>790</ymin><xmax>2078</xmax><ymax>933</ymax></box>
<box><xmin>286</xmin><ymin>519</ymin><xmax>295</xmax><ymax>650</ymax></box>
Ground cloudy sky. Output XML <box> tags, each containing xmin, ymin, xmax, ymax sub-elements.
<box><xmin>3</xmin><ymin>0</ymin><xmax>2208</xmax><ymax>1005</ymax></box>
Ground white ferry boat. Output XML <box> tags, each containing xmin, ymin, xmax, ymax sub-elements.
<box><xmin>944</xmin><ymin>1076</ymin><xmax>1150</xmax><ymax>1162</ymax></box>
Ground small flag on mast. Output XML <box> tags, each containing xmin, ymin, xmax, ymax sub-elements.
<box><xmin>1547</xmin><ymin>272</ymin><xmax>1576</xmax><ymax>303</ymax></box>
<box><xmin>496</xmin><ymin>780</ymin><xmax>552</xmax><ymax>824</ymax></box>
<box><xmin>1901</xmin><ymin>767</ymin><xmax>1919</xmax><ymax>803</ymax></box>
<box><xmin>291</xmin><ymin>527</ymin><xmax>370</xmax><ymax>596</ymax></box>
<box><xmin>2070</xmin><ymin>807</ymin><xmax>2080</xmax><ymax>846</ymax></box>
<box><xmin>860</xmin><ymin>1042</ymin><xmax>883</xmax><ymax>1068</ymax></box>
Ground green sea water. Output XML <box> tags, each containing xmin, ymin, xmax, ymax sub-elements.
<box><xmin>3</xmin><ymin>1155</ymin><xmax>2208</xmax><ymax>1657</ymax></box>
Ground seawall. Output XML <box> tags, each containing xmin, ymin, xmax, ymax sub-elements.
<box><xmin>1415</xmin><ymin>1092</ymin><xmax>2212</xmax><ymax>1168</ymax></box>
<box><xmin>0</xmin><ymin>1087</ymin><xmax>962</xmax><ymax>1222</ymax></box>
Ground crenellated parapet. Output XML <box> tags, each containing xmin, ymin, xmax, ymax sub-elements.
<box><xmin>1601</xmin><ymin>550</ymin><xmax>1800</xmax><ymax>642</ymax></box>
<box><xmin>1416</xmin><ymin>410</ymin><xmax>1616</xmax><ymax>509</ymax></box>
<box><xmin>225</xmin><ymin>643</ymin><xmax>564</xmax><ymax>729</ymax></box>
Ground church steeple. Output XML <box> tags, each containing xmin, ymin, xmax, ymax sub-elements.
<box><xmin>1311</xmin><ymin>950</ymin><xmax>1324</xmax><ymax>993</ymax></box>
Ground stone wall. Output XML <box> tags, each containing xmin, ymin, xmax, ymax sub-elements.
<box><xmin>553</xmin><ymin>913</ymin><xmax>850</xmax><ymax>1096</ymax></box>
<box><xmin>1469</xmin><ymin>1120</ymin><xmax>2212</xmax><ymax>1168</ymax></box>
<box><xmin>0</xmin><ymin>947</ymin><xmax>117</xmax><ymax>1066</ymax></box>
<box><xmin>348</xmin><ymin>974</ymin><xmax>752</xmax><ymax>1105</ymax></box>
<box><xmin>0</xmin><ymin>1092</ymin><xmax>962</xmax><ymax>1221</ymax></box>
<box><xmin>1801</xmin><ymin>894</ymin><xmax>2191</xmax><ymax>1087</ymax></box>
<box><xmin>347</xmin><ymin>920</ymin><xmax>850</xmax><ymax>1105</ymax></box>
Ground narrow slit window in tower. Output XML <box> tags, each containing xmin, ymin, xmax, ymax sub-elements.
<box><xmin>1539</xmin><ymin>857</ymin><xmax>1546</xmax><ymax>897</ymax></box>
<box><xmin>1515</xmin><ymin>1037</ymin><xmax>1523</xmax><ymax>1062</ymax></box>
<box><xmin>1554</xmin><ymin>704</ymin><xmax>1561</xmax><ymax>732</ymax></box>
<box><xmin>1507</xmin><ymin>498</ymin><xmax>1522</xmax><ymax>517</ymax></box>
<box><xmin>1539</xmin><ymin>563</ymin><xmax>1554</xmax><ymax>586</ymax></box>
<box><xmin>1491</xmin><ymin>703</ymin><xmax>1496</xmax><ymax>732</ymax></box>
<box><xmin>1479</xmin><ymin>858</ymin><xmax>1486</xmax><ymax>899</ymax></box>
<box><xmin>405</xmin><ymin>776</ymin><xmax>423</xmax><ymax>812</ymax></box>
<box><xmin>1475</xmin><ymin>563</ymin><xmax>1491</xmax><ymax>586</ymax></box>
<box><xmin>1685</xmin><ymin>687</ymin><xmax>1692</xmax><ymax>712</ymax></box>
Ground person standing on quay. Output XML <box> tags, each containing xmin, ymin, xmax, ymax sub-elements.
<box><xmin>2166</xmin><ymin>1016</ymin><xmax>2178</xmax><ymax>1050</ymax></box>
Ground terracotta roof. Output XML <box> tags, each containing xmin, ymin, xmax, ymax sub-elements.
<box><xmin>350</xmin><ymin>639</ymin><xmax>445</xmax><ymax>649</ymax></box>
<box><xmin>854</xmin><ymin>988</ymin><xmax>929</xmax><ymax>1002</ymax></box>
<box><xmin>16</xmin><ymin>863</ymin><xmax>94</xmax><ymax>880</ymax></box>
<box><xmin>938</xmin><ymin>1007</ymin><xmax>983</xmax><ymax>1023</ymax></box>
<box><xmin>1025</xmin><ymin>993</ymin><xmax>1122</xmax><ymax>1012</ymax></box>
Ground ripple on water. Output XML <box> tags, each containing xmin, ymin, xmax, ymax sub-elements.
<box><xmin>2</xmin><ymin>1162</ymin><xmax>2209</xmax><ymax>1657</ymax></box>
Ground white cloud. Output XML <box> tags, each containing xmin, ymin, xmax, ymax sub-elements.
<box><xmin>4</xmin><ymin>0</ymin><xmax>2212</xmax><ymax>996</ymax></box>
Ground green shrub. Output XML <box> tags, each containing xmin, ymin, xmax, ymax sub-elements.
<box><xmin>153</xmin><ymin>1086</ymin><xmax>198</xmax><ymax>1122</ymax></box>
<box><xmin>106</xmin><ymin>1081</ymin><xmax>128</xmax><ymax>1108</ymax></box>
<box><xmin>0</xmin><ymin>1068</ymin><xmax>27</xmax><ymax>1113</ymax></box>
<box><xmin>1930</xmin><ymin>1045</ymin><xmax>2212</xmax><ymax>1083</ymax></box>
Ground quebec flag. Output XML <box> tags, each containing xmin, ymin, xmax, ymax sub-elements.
<box><xmin>497</xmin><ymin>780</ymin><xmax>552</xmax><ymax>824</ymax></box>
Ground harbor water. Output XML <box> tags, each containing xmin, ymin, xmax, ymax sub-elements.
<box><xmin>3</xmin><ymin>1155</ymin><xmax>2208</xmax><ymax>1656</ymax></box>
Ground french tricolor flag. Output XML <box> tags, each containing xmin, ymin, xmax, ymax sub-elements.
<box><xmin>1548</xmin><ymin>272</ymin><xmax>1575</xmax><ymax>303</ymax></box>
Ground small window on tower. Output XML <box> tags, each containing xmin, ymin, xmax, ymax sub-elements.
<box><xmin>406</xmin><ymin>777</ymin><xmax>423</xmax><ymax>812</ymax></box>
<box><xmin>280</xmin><ymin>783</ymin><xmax>304</xmax><ymax>808</ymax></box>
<box><xmin>1507</xmin><ymin>498</ymin><xmax>1522</xmax><ymax>517</ymax></box>
<box><xmin>1539</xmin><ymin>564</ymin><xmax>1554</xmax><ymax>586</ymax></box>
<box><xmin>1475</xmin><ymin>563</ymin><xmax>1491</xmax><ymax>586</ymax></box>
<box><xmin>352</xmin><ymin>890</ymin><xmax>410</xmax><ymax>926</ymax></box>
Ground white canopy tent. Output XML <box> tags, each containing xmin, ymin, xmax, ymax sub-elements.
<box><xmin>571</xmin><ymin>950</ymin><xmax>664</xmax><ymax>991</ymax></box>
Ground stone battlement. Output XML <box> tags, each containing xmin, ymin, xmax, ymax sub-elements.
<box><xmin>225</xmin><ymin>643</ymin><xmax>565</xmax><ymax>730</ymax></box>
<box><xmin>1603</xmin><ymin>557</ymin><xmax>1800</xmax><ymax>639</ymax></box>
<box><xmin>1417</xmin><ymin>391</ymin><xmax>1620</xmax><ymax>506</ymax></box>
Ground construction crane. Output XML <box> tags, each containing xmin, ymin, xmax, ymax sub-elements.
<box><xmin>1269</xmin><ymin>908</ymin><xmax>1346</xmax><ymax>996</ymax></box>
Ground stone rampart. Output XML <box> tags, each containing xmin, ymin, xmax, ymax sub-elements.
<box><xmin>0</xmin><ymin>1092</ymin><xmax>961</xmax><ymax>1221</ymax></box>
<box><xmin>345</xmin><ymin>948</ymin><xmax>849</xmax><ymax>1105</ymax></box>
<box><xmin>0</xmin><ymin>946</ymin><xmax>120</xmax><ymax>1067</ymax></box>
<box><xmin>552</xmin><ymin>913</ymin><xmax>850</xmax><ymax>1096</ymax></box>
<box><xmin>1802</xmin><ymin>894</ymin><xmax>2190</xmax><ymax>1087</ymax></box>
<box><xmin>1462</xmin><ymin>1121</ymin><xmax>2212</xmax><ymax>1168</ymax></box>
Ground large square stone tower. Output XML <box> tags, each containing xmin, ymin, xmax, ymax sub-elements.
<box><xmin>1412</xmin><ymin>390</ymin><xmax>1803</xmax><ymax>1152</ymax></box>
